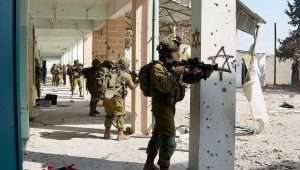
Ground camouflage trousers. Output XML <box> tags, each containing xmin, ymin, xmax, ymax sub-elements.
<box><xmin>146</xmin><ymin>131</ymin><xmax>176</xmax><ymax>168</ymax></box>
<box><xmin>35</xmin><ymin>79</ymin><xmax>41</xmax><ymax>99</ymax></box>
<box><xmin>103</xmin><ymin>96</ymin><xmax>126</xmax><ymax>130</ymax></box>
<box><xmin>52</xmin><ymin>74</ymin><xmax>60</xmax><ymax>86</ymax></box>
<box><xmin>145</xmin><ymin>107</ymin><xmax>177</xmax><ymax>168</ymax></box>
<box><xmin>71</xmin><ymin>77</ymin><xmax>82</xmax><ymax>96</ymax></box>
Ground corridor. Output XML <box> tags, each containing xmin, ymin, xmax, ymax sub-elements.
<box><xmin>23</xmin><ymin>84</ymin><xmax>189</xmax><ymax>170</ymax></box>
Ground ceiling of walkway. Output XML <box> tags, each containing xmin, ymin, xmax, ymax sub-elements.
<box><xmin>29</xmin><ymin>0</ymin><xmax>130</xmax><ymax>57</ymax></box>
<box><xmin>30</xmin><ymin>0</ymin><xmax>265</xmax><ymax>58</ymax></box>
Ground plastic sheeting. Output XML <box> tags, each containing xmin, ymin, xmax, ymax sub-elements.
<box><xmin>243</xmin><ymin>52</ymin><xmax>269</xmax><ymax>133</ymax></box>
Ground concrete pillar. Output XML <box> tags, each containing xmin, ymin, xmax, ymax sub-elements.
<box><xmin>131</xmin><ymin>0</ymin><xmax>154</xmax><ymax>134</ymax></box>
<box><xmin>0</xmin><ymin>0</ymin><xmax>21</xmax><ymax>168</ymax></box>
<box><xmin>83</xmin><ymin>33</ymin><xmax>93</xmax><ymax>67</ymax></box>
<box><xmin>20</xmin><ymin>0</ymin><xmax>30</xmax><ymax>141</ymax></box>
<box><xmin>189</xmin><ymin>0</ymin><xmax>236</xmax><ymax>170</ymax></box>
<box><xmin>28</xmin><ymin>22</ymin><xmax>35</xmax><ymax>115</ymax></box>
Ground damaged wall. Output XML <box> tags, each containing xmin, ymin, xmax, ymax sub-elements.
<box><xmin>92</xmin><ymin>17</ymin><xmax>126</xmax><ymax>62</ymax></box>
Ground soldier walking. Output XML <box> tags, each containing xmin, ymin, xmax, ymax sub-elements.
<box><xmin>82</xmin><ymin>59</ymin><xmax>102</xmax><ymax>117</ymax></box>
<box><xmin>70</xmin><ymin>60</ymin><xmax>83</xmax><ymax>97</ymax></box>
<box><xmin>35</xmin><ymin>59</ymin><xmax>42</xmax><ymax>99</ymax></box>
<box><xmin>51</xmin><ymin>64</ymin><xmax>58</xmax><ymax>86</ymax></box>
<box><xmin>62</xmin><ymin>65</ymin><xmax>67</xmax><ymax>85</ymax></box>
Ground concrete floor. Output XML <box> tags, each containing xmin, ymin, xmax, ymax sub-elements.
<box><xmin>23</xmin><ymin>84</ymin><xmax>300</xmax><ymax>170</ymax></box>
<box><xmin>24</xmin><ymin>84</ymin><xmax>188</xmax><ymax>170</ymax></box>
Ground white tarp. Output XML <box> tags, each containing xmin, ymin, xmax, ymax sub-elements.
<box><xmin>243</xmin><ymin>52</ymin><xmax>269</xmax><ymax>133</ymax></box>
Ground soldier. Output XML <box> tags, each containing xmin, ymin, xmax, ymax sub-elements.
<box><xmin>62</xmin><ymin>64</ymin><xmax>67</xmax><ymax>85</ymax></box>
<box><xmin>82</xmin><ymin>59</ymin><xmax>102</xmax><ymax>117</ymax></box>
<box><xmin>143</xmin><ymin>35</ymin><xmax>212</xmax><ymax>170</ymax></box>
<box><xmin>70</xmin><ymin>60</ymin><xmax>83</xmax><ymax>97</ymax></box>
<box><xmin>103</xmin><ymin>58</ymin><xmax>139</xmax><ymax>141</ymax></box>
<box><xmin>51</xmin><ymin>64</ymin><xmax>57</xmax><ymax>86</ymax></box>
<box><xmin>66</xmin><ymin>64</ymin><xmax>73</xmax><ymax>86</ymax></box>
<box><xmin>35</xmin><ymin>59</ymin><xmax>42</xmax><ymax>99</ymax></box>
<box><xmin>56</xmin><ymin>64</ymin><xmax>63</xmax><ymax>86</ymax></box>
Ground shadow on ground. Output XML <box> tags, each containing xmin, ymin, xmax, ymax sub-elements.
<box><xmin>252</xmin><ymin>160</ymin><xmax>300</xmax><ymax>170</ymax></box>
<box><xmin>37</xmin><ymin>126</ymin><xmax>119</xmax><ymax>140</ymax></box>
<box><xmin>24</xmin><ymin>151</ymin><xmax>187</xmax><ymax>170</ymax></box>
<box><xmin>40</xmin><ymin>131</ymin><xmax>101</xmax><ymax>140</ymax></box>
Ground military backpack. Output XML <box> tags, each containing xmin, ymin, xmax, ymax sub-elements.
<box><xmin>96</xmin><ymin>61</ymin><xmax>122</xmax><ymax>99</ymax></box>
<box><xmin>138</xmin><ymin>61</ymin><xmax>158</xmax><ymax>97</ymax></box>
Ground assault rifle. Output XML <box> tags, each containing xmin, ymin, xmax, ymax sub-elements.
<box><xmin>128</xmin><ymin>70</ymin><xmax>139</xmax><ymax>83</ymax></box>
<box><xmin>167</xmin><ymin>58</ymin><xmax>232</xmax><ymax>73</ymax></box>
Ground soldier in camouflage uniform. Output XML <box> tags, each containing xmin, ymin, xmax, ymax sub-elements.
<box><xmin>82</xmin><ymin>59</ymin><xmax>102</xmax><ymax>116</ymax></box>
<box><xmin>51</xmin><ymin>64</ymin><xmax>60</xmax><ymax>86</ymax></box>
<box><xmin>143</xmin><ymin>35</ymin><xmax>213</xmax><ymax>170</ymax></box>
<box><xmin>103</xmin><ymin>58</ymin><xmax>139</xmax><ymax>141</ymax></box>
<box><xmin>35</xmin><ymin>59</ymin><xmax>42</xmax><ymax>99</ymax></box>
<box><xmin>62</xmin><ymin>64</ymin><xmax>67</xmax><ymax>85</ymax></box>
<box><xmin>70</xmin><ymin>60</ymin><xmax>83</xmax><ymax>97</ymax></box>
<box><xmin>66</xmin><ymin>64</ymin><xmax>73</xmax><ymax>86</ymax></box>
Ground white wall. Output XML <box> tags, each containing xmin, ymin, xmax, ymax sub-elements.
<box><xmin>236</xmin><ymin>51</ymin><xmax>267</xmax><ymax>87</ymax></box>
<box><xmin>266</xmin><ymin>56</ymin><xmax>293</xmax><ymax>85</ymax></box>
<box><xmin>60</xmin><ymin>33</ymin><xmax>93</xmax><ymax>67</ymax></box>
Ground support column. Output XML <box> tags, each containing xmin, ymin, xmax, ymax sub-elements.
<box><xmin>131</xmin><ymin>0</ymin><xmax>155</xmax><ymax>134</ymax></box>
<box><xmin>189</xmin><ymin>0</ymin><xmax>236</xmax><ymax>170</ymax></box>
<box><xmin>0</xmin><ymin>0</ymin><xmax>21</xmax><ymax>168</ymax></box>
<box><xmin>19</xmin><ymin>0</ymin><xmax>30</xmax><ymax>141</ymax></box>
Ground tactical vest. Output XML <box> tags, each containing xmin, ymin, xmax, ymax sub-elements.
<box><xmin>72</xmin><ymin>65</ymin><xmax>82</xmax><ymax>78</ymax></box>
<box><xmin>95</xmin><ymin>62</ymin><xmax>122</xmax><ymax>99</ymax></box>
<box><xmin>150</xmin><ymin>62</ymin><xmax>186</xmax><ymax>106</ymax></box>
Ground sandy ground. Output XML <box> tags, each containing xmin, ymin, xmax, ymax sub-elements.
<box><xmin>23</xmin><ymin>85</ymin><xmax>300</xmax><ymax>170</ymax></box>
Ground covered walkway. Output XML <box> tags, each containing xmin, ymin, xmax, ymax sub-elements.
<box><xmin>24</xmin><ymin>84</ymin><xmax>189</xmax><ymax>170</ymax></box>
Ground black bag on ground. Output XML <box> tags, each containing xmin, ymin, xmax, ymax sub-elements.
<box><xmin>45</xmin><ymin>94</ymin><xmax>58</xmax><ymax>105</ymax></box>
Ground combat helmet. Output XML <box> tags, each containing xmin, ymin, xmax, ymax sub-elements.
<box><xmin>92</xmin><ymin>59</ymin><xmax>100</xmax><ymax>66</ymax></box>
<box><xmin>157</xmin><ymin>34</ymin><xmax>181</xmax><ymax>58</ymax></box>
<box><xmin>118</xmin><ymin>57</ymin><xmax>130</xmax><ymax>70</ymax></box>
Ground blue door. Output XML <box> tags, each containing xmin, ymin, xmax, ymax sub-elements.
<box><xmin>0</xmin><ymin>0</ymin><xmax>23</xmax><ymax>169</ymax></box>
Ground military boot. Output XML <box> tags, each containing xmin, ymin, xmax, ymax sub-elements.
<box><xmin>159</xmin><ymin>167</ymin><xmax>169</xmax><ymax>170</ymax></box>
<box><xmin>104</xmin><ymin>128</ymin><xmax>111</xmax><ymax>139</ymax></box>
<box><xmin>143</xmin><ymin>163</ymin><xmax>159</xmax><ymax>170</ymax></box>
<box><xmin>117</xmin><ymin>129</ymin><xmax>129</xmax><ymax>141</ymax></box>
<box><xmin>89</xmin><ymin>112</ymin><xmax>96</xmax><ymax>117</ymax></box>
<box><xmin>143</xmin><ymin>144</ymin><xmax>159</xmax><ymax>170</ymax></box>
<box><xmin>94</xmin><ymin>109</ymin><xmax>100</xmax><ymax>115</ymax></box>
<box><xmin>89</xmin><ymin>107</ymin><xmax>97</xmax><ymax>117</ymax></box>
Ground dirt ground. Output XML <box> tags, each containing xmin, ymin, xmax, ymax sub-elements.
<box><xmin>23</xmin><ymin>85</ymin><xmax>300</xmax><ymax>170</ymax></box>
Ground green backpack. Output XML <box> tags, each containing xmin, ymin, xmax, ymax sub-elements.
<box><xmin>138</xmin><ymin>61</ymin><xmax>158</xmax><ymax>97</ymax></box>
<box><xmin>96</xmin><ymin>61</ymin><xmax>122</xmax><ymax>99</ymax></box>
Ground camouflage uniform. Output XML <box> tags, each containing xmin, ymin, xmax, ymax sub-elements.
<box><xmin>62</xmin><ymin>65</ymin><xmax>67</xmax><ymax>85</ymax></box>
<box><xmin>103</xmin><ymin>58</ymin><xmax>138</xmax><ymax>140</ymax></box>
<box><xmin>144</xmin><ymin>35</ymin><xmax>206</xmax><ymax>170</ymax></box>
<box><xmin>35</xmin><ymin>59</ymin><xmax>42</xmax><ymax>99</ymax></box>
<box><xmin>51</xmin><ymin>64</ymin><xmax>60</xmax><ymax>86</ymax></box>
<box><xmin>70</xmin><ymin>60</ymin><xmax>83</xmax><ymax>97</ymax></box>
<box><xmin>66</xmin><ymin>65</ymin><xmax>73</xmax><ymax>86</ymax></box>
<box><xmin>83</xmin><ymin>59</ymin><xmax>102</xmax><ymax>116</ymax></box>
<box><xmin>103</xmin><ymin>70</ymin><xmax>137</xmax><ymax>129</ymax></box>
